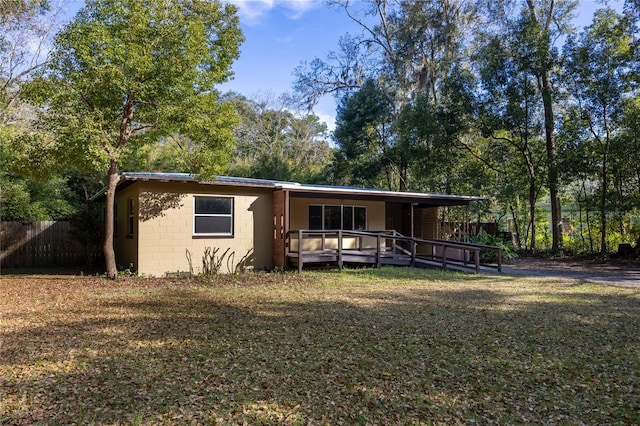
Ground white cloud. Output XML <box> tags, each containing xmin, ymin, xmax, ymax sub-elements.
<box><xmin>280</xmin><ymin>0</ymin><xmax>319</xmax><ymax>19</ymax></box>
<box><xmin>227</xmin><ymin>0</ymin><xmax>320</xmax><ymax>25</ymax></box>
<box><xmin>314</xmin><ymin>110</ymin><xmax>336</xmax><ymax>133</ymax></box>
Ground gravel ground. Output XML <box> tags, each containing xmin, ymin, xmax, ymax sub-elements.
<box><xmin>503</xmin><ymin>257</ymin><xmax>640</xmax><ymax>288</ymax></box>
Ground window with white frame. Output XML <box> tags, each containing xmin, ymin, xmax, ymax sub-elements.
<box><xmin>309</xmin><ymin>205</ymin><xmax>366</xmax><ymax>230</ymax></box>
<box><xmin>193</xmin><ymin>196</ymin><xmax>234</xmax><ymax>236</ymax></box>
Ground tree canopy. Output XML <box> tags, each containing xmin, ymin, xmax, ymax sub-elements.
<box><xmin>293</xmin><ymin>0</ymin><xmax>640</xmax><ymax>253</ymax></box>
<box><xmin>5</xmin><ymin>0</ymin><xmax>640</xmax><ymax>266</ymax></box>
<box><xmin>23</xmin><ymin>0</ymin><xmax>243</xmax><ymax>278</ymax></box>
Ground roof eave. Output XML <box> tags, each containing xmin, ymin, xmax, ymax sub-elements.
<box><xmin>90</xmin><ymin>172</ymin><xmax>487</xmax><ymax>206</ymax></box>
<box><xmin>276</xmin><ymin>183</ymin><xmax>485</xmax><ymax>205</ymax></box>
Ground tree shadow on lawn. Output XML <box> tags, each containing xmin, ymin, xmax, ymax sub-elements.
<box><xmin>1</xmin><ymin>282</ymin><xmax>639</xmax><ymax>424</ymax></box>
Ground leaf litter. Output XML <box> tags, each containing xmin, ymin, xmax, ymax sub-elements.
<box><xmin>0</xmin><ymin>269</ymin><xmax>639</xmax><ymax>424</ymax></box>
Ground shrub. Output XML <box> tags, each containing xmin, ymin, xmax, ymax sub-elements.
<box><xmin>471</xmin><ymin>230</ymin><xmax>518</xmax><ymax>262</ymax></box>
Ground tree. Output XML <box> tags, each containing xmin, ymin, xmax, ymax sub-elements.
<box><xmin>331</xmin><ymin>79</ymin><xmax>396</xmax><ymax>189</ymax></box>
<box><xmin>295</xmin><ymin>1</ymin><xmax>475</xmax><ymax>193</ymax></box>
<box><xmin>470</xmin><ymin>0</ymin><xmax>575</xmax><ymax>251</ymax></box>
<box><xmin>225</xmin><ymin>93</ymin><xmax>332</xmax><ymax>183</ymax></box>
<box><xmin>0</xmin><ymin>0</ymin><xmax>54</xmax><ymax>115</ymax></box>
<box><xmin>469</xmin><ymin>21</ymin><xmax>548</xmax><ymax>251</ymax></box>
<box><xmin>24</xmin><ymin>0</ymin><xmax>243</xmax><ymax>278</ymax></box>
<box><xmin>520</xmin><ymin>0</ymin><xmax>576</xmax><ymax>252</ymax></box>
<box><xmin>563</xmin><ymin>8</ymin><xmax>635</xmax><ymax>252</ymax></box>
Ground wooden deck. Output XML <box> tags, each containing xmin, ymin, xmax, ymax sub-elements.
<box><xmin>287</xmin><ymin>230</ymin><xmax>502</xmax><ymax>274</ymax></box>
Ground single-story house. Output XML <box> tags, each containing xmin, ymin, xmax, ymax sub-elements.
<box><xmin>94</xmin><ymin>172</ymin><xmax>488</xmax><ymax>277</ymax></box>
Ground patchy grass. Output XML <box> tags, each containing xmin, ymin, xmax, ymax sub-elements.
<box><xmin>1</xmin><ymin>268</ymin><xmax>639</xmax><ymax>425</ymax></box>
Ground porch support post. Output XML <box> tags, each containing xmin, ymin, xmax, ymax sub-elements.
<box><xmin>298</xmin><ymin>229</ymin><xmax>303</xmax><ymax>273</ymax></box>
<box><xmin>442</xmin><ymin>244</ymin><xmax>447</xmax><ymax>269</ymax></box>
<box><xmin>284</xmin><ymin>190</ymin><xmax>290</xmax><ymax>258</ymax></box>
<box><xmin>337</xmin><ymin>230</ymin><xmax>343</xmax><ymax>271</ymax></box>
<box><xmin>465</xmin><ymin>204</ymin><xmax>470</xmax><ymax>242</ymax></box>
<box><xmin>411</xmin><ymin>203</ymin><xmax>415</xmax><ymax>238</ymax></box>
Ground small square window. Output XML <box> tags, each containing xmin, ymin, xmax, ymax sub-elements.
<box><xmin>194</xmin><ymin>196</ymin><xmax>233</xmax><ymax>236</ymax></box>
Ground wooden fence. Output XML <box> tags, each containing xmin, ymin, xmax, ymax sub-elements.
<box><xmin>1</xmin><ymin>221</ymin><xmax>102</xmax><ymax>269</ymax></box>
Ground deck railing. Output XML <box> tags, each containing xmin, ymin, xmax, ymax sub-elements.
<box><xmin>288</xmin><ymin>229</ymin><xmax>502</xmax><ymax>273</ymax></box>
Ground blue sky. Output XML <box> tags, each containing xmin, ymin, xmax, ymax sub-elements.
<box><xmin>59</xmin><ymin>0</ymin><xmax>624</xmax><ymax>131</ymax></box>
<box><xmin>215</xmin><ymin>0</ymin><xmax>624</xmax><ymax>131</ymax></box>
<box><xmin>59</xmin><ymin>0</ymin><xmax>363</xmax><ymax>130</ymax></box>
<box><xmin>218</xmin><ymin>0</ymin><xmax>367</xmax><ymax>130</ymax></box>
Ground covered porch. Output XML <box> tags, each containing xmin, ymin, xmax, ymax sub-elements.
<box><xmin>272</xmin><ymin>183</ymin><xmax>499</xmax><ymax>273</ymax></box>
<box><xmin>287</xmin><ymin>229</ymin><xmax>503</xmax><ymax>273</ymax></box>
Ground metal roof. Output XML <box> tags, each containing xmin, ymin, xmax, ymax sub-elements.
<box><xmin>276</xmin><ymin>182</ymin><xmax>484</xmax><ymax>205</ymax></box>
<box><xmin>117</xmin><ymin>172</ymin><xmax>300</xmax><ymax>187</ymax></box>
<box><xmin>91</xmin><ymin>172</ymin><xmax>485</xmax><ymax>206</ymax></box>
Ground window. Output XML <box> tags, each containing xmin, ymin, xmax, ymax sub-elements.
<box><xmin>324</xmin><ymin>205</ymin><xmax>341</xmax><ymax>229</ymax></box>
<box><xmin>194</xmin><ymin>196</ymin><xmax>233</xmax><ymax>236</ymax></box>
<box><xmin>308</xmin><ymin>205</ymin><xmax>367</xmax><ymax>230</ymax></box>
<box><xmin>309</xmin><ymin>205</ymin><xmax>322</xmax><ymax>230</ymax></box>
<box><xmin>127</xmin><ymin>198</ymin><xmax>134</xmax><ymax>236</ymax></box>
<box><xmin>343</xmin><ymin>206</ymin><xmax>367</xmax><ymax>230</ymax></box>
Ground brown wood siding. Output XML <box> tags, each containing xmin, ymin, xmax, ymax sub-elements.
<box><xmin>385</xmin><ymin>203</ymin><xmax>403</xmax><ymax>232</ymax></box>
<box><xmin>420</xmin><ymin>208</ymin><xmax>438</xmax><ymax>239</ymax></box>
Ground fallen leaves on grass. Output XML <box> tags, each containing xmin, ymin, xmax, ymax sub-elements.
<box><xmin>1</xmin><ymin>269</ymin><xmax>639</xmax><ymax>424</ymax></box>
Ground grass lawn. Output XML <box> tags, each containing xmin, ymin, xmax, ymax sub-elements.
<box><xmin>1</xmin><ymin>268</ymin><xmax>639</xmax><ymax>425</ymax></box>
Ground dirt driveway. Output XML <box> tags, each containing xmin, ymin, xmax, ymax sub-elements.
<box><xmin>503</xmin><ymin>257</ymin><xmax>640</xmax><ymax>288</ymax></box>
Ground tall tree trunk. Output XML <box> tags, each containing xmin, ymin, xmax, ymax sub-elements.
<box><xmin>539</xmin><ymin>70</ymin><xmax>563</xmax><ymax>251</ymax></box>
<box><xmin>103</xmin><ymin>159</ymin><xmax>119</xmax><ymax>279</ymax></box>
<box><xmin>102</xmin><ymin>94</ymin><xmax>133</xmax><ymax>278</ymax></box>
<box><xmin>582</xmin><ymin>179</ymin><xmax>594</xmax><ymax>254</ymax></box>
<box><xmin>509</xmin><ymin>204</ymin><xmax>522</xmax><ymax>249</ymax></box>
<box><xmin>529</xmin><ymin>180</ymin><xmax>537</xmax><ymax>252</ymax></box>
<box><xmin>600</xmin><ymin>148</ymin><xmax>609</xmax><ymax>253</ymax></box>
<box><xmin>578</xmin><ymin>188</ymin><xmax>585</xmax><ymax>251</ymax></box>
<box><xmin>525</xmin><ymin>0</ymin><xmax>565</xmax><ymax>252</ymax></box>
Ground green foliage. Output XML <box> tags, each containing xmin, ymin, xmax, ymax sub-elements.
<box><xmin>224</xmin><ymin>93</ymin><xmax>332</xmax><ymax>183</ymax></box>
<box><xmin>1</xmin><ymin>126</ymin><xmax>101</xmax><ymax>221</ymax></box>
<box><xmin>23</xmin><ymin>0</ymin><xmax>244</xmax><ymax>176</ymax></box>
<box><xmin>20</xmin><ymin>0</ymin><xmax>243</xmax><ymax>278</ymax></box>
<box><xmin>331</xmin><ymin>79</ymin><xmax>396</xmax><ymax>188</ymax></box>
<box><xmin>561</xmin><ymin>8</ymin><xmax>636</xmax><ymax>253</ymax></box>
<box><xmin>471</xmin><ymin>230</ymin><xmax>518</xmax><ymax>261</ymax></box>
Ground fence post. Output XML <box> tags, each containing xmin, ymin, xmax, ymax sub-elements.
<box><xmin>411</xmin><ymin>239</ymin><xmax>416</xmax><ymax>266</ymax></box>
<box><xmin>441</xmin><ymin>244</ymin><xmax>447</xmax><ymax>269</ymax></box>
